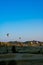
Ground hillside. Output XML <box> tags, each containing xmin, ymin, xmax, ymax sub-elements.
<box><xmin>0</xmin><ymin>41</ymin><xmax>43</xmax><ymax>47</ymax></box>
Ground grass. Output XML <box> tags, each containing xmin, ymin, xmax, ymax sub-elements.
<box><xmin>0</xmin><ymin>54</ymin><xmax>16</xmax><ymax>58</ymax></box>
<box><xmin>22</xmin><ymin>54</ymin><xmax>33</xmax><ymax>58</ymax></box>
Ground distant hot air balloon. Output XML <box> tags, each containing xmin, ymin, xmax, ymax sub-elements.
<box><xmin>7</xmin><ymin>33</ymin><xmax>9</xmax><ymax>37</ymax></box>
<box><xmin>19</xmin><ymin>37</ymin><xmax>21</xmax><ymax>39</ymax></box>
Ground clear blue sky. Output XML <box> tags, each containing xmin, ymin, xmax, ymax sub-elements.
<box><xmin>0</xmin><ymin>0</ymin><xmax>43</xmax><ymax>42</ymax></box>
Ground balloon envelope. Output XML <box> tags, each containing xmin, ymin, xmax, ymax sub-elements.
<box><xmin>19</xmin><ymin>37</ymin><xmax>21</xmax><ymax>39</ymax></box>
<box><xmin>7</xmin><ymin>33</ymin><xmax>9</xmax><ymax>37</ymax></box>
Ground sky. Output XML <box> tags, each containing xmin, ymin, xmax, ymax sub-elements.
<box><xmin>0</xmin><ymin>0</ymin><xmax>43</xmax><ymax>42</ymax></box>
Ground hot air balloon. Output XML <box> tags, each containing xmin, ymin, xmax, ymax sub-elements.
<box><xmin>19</xmin><ymin>37</ymin><xmax>21</xmax><ymax>39</ymax></box>
<box><xmin>7</xmin><ymin>33</ymin><xmax>9</xmax><ymax>37</ymax></box>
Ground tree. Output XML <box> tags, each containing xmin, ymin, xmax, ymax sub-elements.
<box><xmin>12</xmin><ymin>46</ymin><xmax>16</xmax><ymax>53</ymax></box>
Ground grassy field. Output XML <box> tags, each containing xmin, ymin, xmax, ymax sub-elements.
<box><xmin>0</xmin><ymin>53</ymin><xmax>43</xmax><ymax>65</ymax></box>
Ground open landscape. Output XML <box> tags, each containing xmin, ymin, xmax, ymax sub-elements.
<box><xmin>0</xmin><ymin>0</ymin><xmax>43</xmax><ymax>65</ymax></box>
<box><xmin>0</xmin><ymin>41</ymin><xmax>43</xmax><ymax>65</ymax></box>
